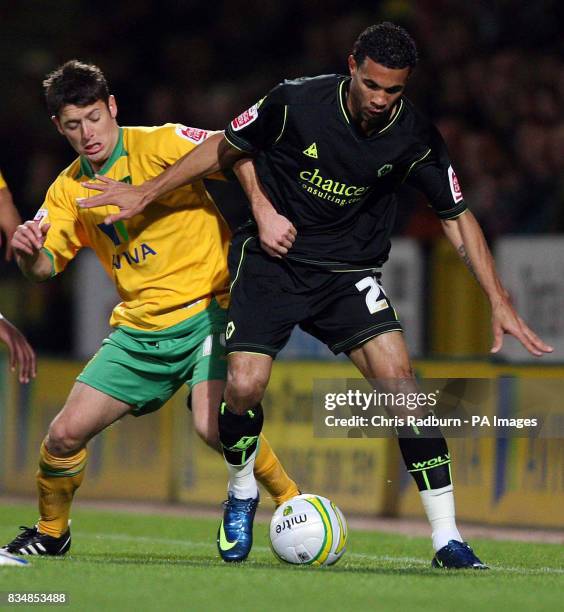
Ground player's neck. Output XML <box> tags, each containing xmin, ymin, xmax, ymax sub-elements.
<box><xmin>359</xmin><ymin>102</ymin><xmax>399</xmax><ymax>136</ymax></box>
<box><xmin>345</xmin><ymin>83</ymin><xmax>399</xmax><ymax>136</ymax></box>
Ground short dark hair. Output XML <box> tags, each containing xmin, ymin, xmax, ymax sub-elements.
<box><xmin>43</xmin><ymin>60</ymin><xmax>109</xmax><ymax>116</ymax></box>
<box><xmin>352</xmin><ymin>22</ymin><xmax>418</xmax><ymax>70</ymax></box>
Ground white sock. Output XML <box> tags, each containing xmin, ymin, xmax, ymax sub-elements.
<box><xmin>420</xmin><ymin>484</ymin><xmax>462</xmax><ymax>552</ymax></box>
<box><xmin>226</xmin><ymin>451</ymin><xmax>258</xmax><ymax>500</ymax></box>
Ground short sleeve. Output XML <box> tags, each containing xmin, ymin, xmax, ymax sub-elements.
<box><xmin>0</xmin><ymin>170</ymin><xmax>7</xmax><ymax>190</ymax></box>
<box><xmin>39</xmin><ymin>178</ymin><xmax>89</xmax><ymax>275</ymax></box>
<box><xmin>150</xmin><ymin>124</ymin><xmax>209</xmax><ymax>166</ymax></box>
<box><xmin>148</xmin><ymin>124</ymin><xmax>226</xmax><ymax>181</ymax></box>
<box><xmin>404</xmin><ymin>124</ymin><xmax>467</xmax><ymax>220</ymax></box>
<box><xmin>224</xmin><ymin>84</ymin><xmax>287</xmax><ymax>153</ymax></box>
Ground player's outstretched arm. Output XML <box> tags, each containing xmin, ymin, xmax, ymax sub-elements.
<box><xmin>0</xmin><ymin>314</ymin><xmax>36</xmax><ymax>384</ymax></box>
<box><xmin>78</xmin><ymin>133</ymin><xmax>244</xmax><ymax>225</ymax></box>
<box><xmin>441</xmin><ymin>211</ymin><xmax>553</xmax><ymax>357</ymax></box>
<box><xmin>233</xmin><ymin>158</ymin><xmax>296</xmax><ymax>258</ymax></box>
<box><xmin>12</xmin><ymin>221</ymin><xmax>52</xmax><ymax>282</ymax></box>
<box><xmin>0</xmin><ymin>185</ymin><xmax>22</xmax><ymax>261</ymax></box>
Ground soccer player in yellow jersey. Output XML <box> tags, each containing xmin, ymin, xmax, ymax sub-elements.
<box><xmin>0</xmin><ymin>170</ymin><xmax>36</xmax><ymax>383</ymax></box>
<box><xmin>3</xmin><ymin>60</ymin><xmax>298</xmax><ymax>559</ymax></box>
<box><xmin>0</xmin><ymin>170</ymin><xmax>22</xmax><ymax>261</ymax></box>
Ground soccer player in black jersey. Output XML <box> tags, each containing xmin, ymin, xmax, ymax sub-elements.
<box><xmin>81</xmin><ymin>23</ymin><xmax>552</xmax><ymax>568</ymax></box>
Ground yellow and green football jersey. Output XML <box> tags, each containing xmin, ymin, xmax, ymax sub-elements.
<box><xmin>0</xmin><ymin>170</ymin><xmax>7</xmax><ymax>189</ymax></box>
<box><xmin>37</xmin><ymin>124</ymin><xmax>231</xmax><ymax>331</ymax></box>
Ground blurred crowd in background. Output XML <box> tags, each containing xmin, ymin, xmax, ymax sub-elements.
<box><xmin>0</xmin><ymin>0</ymin><xmax>562</xmax><ymax>354</ymax></box>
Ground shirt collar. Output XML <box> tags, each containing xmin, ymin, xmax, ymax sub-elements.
<box><xmin>79</xmin><ymin>127</ymin><xmax>126</xmax><ymax>179</ymax></box>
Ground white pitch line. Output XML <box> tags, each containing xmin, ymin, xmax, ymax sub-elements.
<box><xmin>74</xmin><ymin>531</ymin><xmax>564</xmax><ymax>575</ymax></box>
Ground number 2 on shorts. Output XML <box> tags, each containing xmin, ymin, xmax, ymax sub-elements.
<box><xmin>355</xmin><ymin>276</ymin><xmax>389</xmax><ymax>314</ymax></box>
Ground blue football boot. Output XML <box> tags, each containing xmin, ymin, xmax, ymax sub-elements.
<box><xmin>217</xmin><ymin>493</ymin><xmax>259</xmax><ymax>562</ymax></box>
<box><xmin>432</xmin><ymin>540</ymin><xmax>489</xmax><ymax>569</ymax></box>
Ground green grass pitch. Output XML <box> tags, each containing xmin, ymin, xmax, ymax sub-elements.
<box><xmin>0</xmin><ymin>504</ymin><xmax>562</xmax><ymax>611</ymax></box>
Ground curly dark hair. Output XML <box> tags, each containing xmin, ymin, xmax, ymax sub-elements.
<box><xmin>352</xmin><ymin>22</ymin><xmax>418</xmax><ymax>70</ymax></box>
<box><xmin>43</xmin><ymin>60</ymin><xmax>109</xmax><ymax>117</ymax></box>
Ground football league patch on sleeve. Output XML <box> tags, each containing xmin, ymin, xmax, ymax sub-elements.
<box><xmin>34</xmin><ymin>208</ymin><xmax>49</xmax><ymax>223</ymax></box>
<box><xmin>448</xmin><ymin>165</ymin><xmax>464</xmax><ymax>203</ymax></box>
<box><xmin>230</xmin><ymin>103</ymin><xmax>259</xmax><ymax>131</ymax></box>
<box><xmin>175</xmin><ymin>125</ymin><xmax>210</xmax><ymax>144</ymax></box>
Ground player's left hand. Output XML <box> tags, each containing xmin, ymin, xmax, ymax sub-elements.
<box><xmin>0</xmin><ymin>317</ymin><xmax>37</xmax><ymax>383</ymax></box>
<box><xmin>77</xmin><ymin>176</ymin><xmax>151</xmax><ymax>224</ymax></box>
<box><xmin>490</xmin><ymin>297</ymin><xmax>553</xmax><ymax>357</ymax></box>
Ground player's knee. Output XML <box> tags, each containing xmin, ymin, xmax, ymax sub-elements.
<box><xmin>372</xmin><ymin>364</ymin><xmax>416</xmax><ymax>403</ymax></box>
<box><xmin>377</xmin><ymin>363</ymin><xmax>414</xmax><ymax>380</ymax></box>
<box><xmin>224</xmin><ymin>376</ymin><xmax>266</xmax><ymax>413</ymax></box>
<box><xmin>45</xmin><ymin>422</ymin><xmax>84</xmax><ymax>456</ymax></box>
<box><xmin>393</xmin><ymin>365</ymin><xmax>414</xmax><ymax>379</ymax></box>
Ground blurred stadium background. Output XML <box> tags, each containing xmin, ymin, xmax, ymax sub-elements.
<box><xmin>0</xmin><ymin>0</ymin><xmax>563</xmax><ymax>530</ymax></box>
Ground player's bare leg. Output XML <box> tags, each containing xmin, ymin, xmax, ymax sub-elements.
<box><xmin>191</xmin><ymin>379</ymin><xmax>224</xmax><ymax>452</ymax></box>
<box><xmin>41</xmin><ymin>382</ymin><xmax>132</xmax><ymax>539</ymax></box>
<box><xmin>221</xmin><ymin>352</ymin><xmax>272</xmax><ymax>497</ymax></box>
<box><xmin>46</xmin><ymin>382</ymin><xmax>132</xmax><ymax>456</ymax></box>
<box><xmin>349</xmin><ymin>332</ymin><xmax>487</xmax><ymax>569</ymax></box>
<box><xmin>219</xmin><ymin>352</ymin><xmax>272</xmax><ymax>498</ymax></box>
<box><xmin>216</xmin><ymin>352</ymin><xmax>272</xmax><ymax>561</ymax></box>
<box><xmin>191</xmin><ymin>378</ymin><xmax>299</xmax><ymax>505</ymax></box>
<box><xmin>3</xmin><ymin>382</ymin><xmax>132</xmax><ymax>556</ymax></box>
<box><xmin>348</xmin><ymin>330</ymin><xmax>411</xmax><ymax>380</ymax></box>
<box><xmin>224</xmin><ymin>352</ymin><xmax>273</xmax><ymax>414</ymax></box>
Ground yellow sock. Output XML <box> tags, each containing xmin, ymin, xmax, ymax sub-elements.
<box><xmin>254</xmin><ymin>434</ymin><xmax>300</xmax><ymax>506</ymax></box>
<box><xmin>36</xmin><ymin>441</ymin><xmax>87</xmax><ymax>537</ymax></box>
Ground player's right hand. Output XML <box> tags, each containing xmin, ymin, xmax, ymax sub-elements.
<box><xmin>490</xmin><ymin>297</ymin><xmax>553</xmax><ymax>357</ymax></box>
<box><xmin>11</xmin><ymin>221</ymin><xmax>50</xmax><ymax>259</ymax></box>
<box><xmin>0</xmin><ymin>317</ymin><xmax>36</xmax><ymax>384</ymax></box>
<box><xmin>257</xmin><ymin>212</ymin><xmax>297</xmax><ymax>258</ymax></box>
<box><xmin>77</xmin><ymin>175</ymin><xmax>150</xmax><ymax>224</ymax></box>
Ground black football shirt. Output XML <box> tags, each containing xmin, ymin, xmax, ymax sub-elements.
<box><xmin>225</xmin><ymin>74</ymin><xmax>466</xmax><ymax>271</ymax></box>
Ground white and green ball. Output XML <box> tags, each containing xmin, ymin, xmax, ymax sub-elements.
<box><xmin>269</xmin><ymin>494</ymin><xmax>348</xmax><ymax>566</ymax></box>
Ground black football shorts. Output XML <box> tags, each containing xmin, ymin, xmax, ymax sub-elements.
<box><xmin>226</xmin><ymin>235</ymin><xmax>402</xmax><ymax>357</ymax></box>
